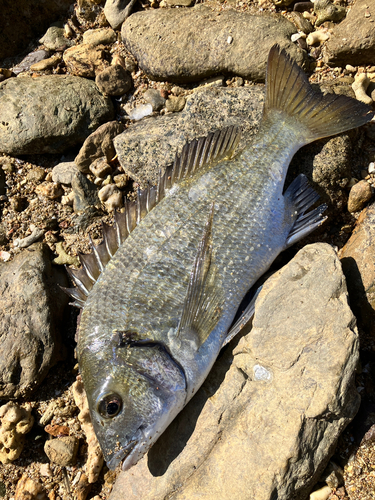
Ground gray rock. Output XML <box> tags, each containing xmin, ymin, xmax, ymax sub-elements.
<box><xmin>143</xmin><ymin>89</ymin><xmax>166</xmax><ymax>111</ymax></box>
<box><xmin>39</xmin><ymin>25</ymin><xmax>71</xmax><ymax>51</ymax></box>
<box><xmin>95</xmin><ymin>65</ymin><xmax>132</xmax><ymax>96</ymax></box>
<box><xmin>110</xmin><ymin>243</ymin><xmax>359</xmax><ymax>500</ymax></box>
<box><xmin>347</xmin><ymin>180</ymin><xmax>373</xmax><ymax>213</ymax></box>
<box><xmin>0</xmin><ymin>243</ymin><xmax>68</xmax><ymax>399</ymax></box>
<box><xmin>323</xmin><ymin>0</ymin><xmax>375</xmax><ymax>66</ymax></box>
<box><xmin>44</xmin><ymin>436</ymin><xmax>79</xmax><ymax>466</ymax></box>
<box><xmin>52</xmin><ymin>162</ymin><xmax>79</xmax><ymax>185</ymax></box>
<box><xmin>289</xmin><ymin>11</ymin><xmax>314</xmax><ymax>34</ymax></box>
<box><xmin>75</xmin><ymin>121</ymin><xmax>124</xmax><ymax>173</ymax></box>
<box><xmin>0</xmin><ymin>75</ymin><xmax>114</xmax><ymax>155</ymax></box>
<box><xmin>114</xmin><ymin>86</ymin><xmax>264</xmax><ymax>185</ymax></box>
<box><xmin>12</xmin><ymin>50</ymin><xmax>50</xmax><ymax>75</ymax></box>
<box><xmin>71</xmin><ymin>172</ymin><xmax>100</xmax><ymax>212</ymax></box>
<box><xmin>0</xmin><ymin>0</ymin><xmax>74</xmax><ymax>61</ymax></box>
<box><xmin>82</xmin><ymin>27</ymin><xmax>117</xmax><ymax>46</ymax></box>
<box><xmin>104</xmin><ymin>0</ymin><xmax>138</xmax><ymax>29</ymax></box>
<box><xmin>314</xmin><ymin>0</ymin><xmax>346</xmax><ymax>27</ymax></box>
<box><xmin>121</xmin><ymin>6</ymin><xmax>303</xmax><ymax>83</ymax></box>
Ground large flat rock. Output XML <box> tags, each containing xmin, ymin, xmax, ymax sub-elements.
<box><xmin>0</xmin><ymin>75</ymin><xmax>114</xmax><ymax>155</ymax></box>
<box><xmin>110</xmin><ymin>243</ymin><xmax>359</xmax><ymax>500</ymax></box>
<box><xmin>121</xmin><ymin>6</ymin><xmax>304</xmax><ymax>83</ymax></box>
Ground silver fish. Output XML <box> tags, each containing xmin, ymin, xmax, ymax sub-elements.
<box><xmin>65</xmin><ymin>45</ymin><xmax>373</xmax><ymax>471</ymax></box>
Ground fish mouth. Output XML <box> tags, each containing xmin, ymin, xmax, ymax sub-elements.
<box><xmin>106</xmin><ymin>440</ymin><xmax>138</xmax><ymax>470</ymax></box>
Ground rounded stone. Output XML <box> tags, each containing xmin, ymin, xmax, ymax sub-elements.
<box><xmin>95</xmin><ymin>65</ymin><xmax>132</xmax><ymax>96</ymax></box>
<box><xmin>348</xmin><ymin>180</ymin><xmax>373</xmax><ymax>213</ymax></box>
<box><xmin>44</xmin><ymin>436</ymin><xmax>79</xmax><ymax>466</ymax></box>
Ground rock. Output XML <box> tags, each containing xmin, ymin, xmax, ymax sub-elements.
<box><xmin>71</xmin><ymin>172</ymin><xmax>100</xmax><ymax>212</ymax></box>
<box><xmin>165</xmin><ymin>96</ymin><xmax>186</xmax><ymax>113</ymax></box>
<box><xmin>110</xmin><ymin>243</ymin><xmax>359</xmax><ymax>500</ymax></box>
<box><xmin>75</xmin><ymin>121</ymin><xmax>124</xmax><ymax>173</ymax></box>
<box><xmin>72</xmin><ymin>379</ymin><xmax>103</xmax><ymax>483</ymax></box>
<box><xmin>39</xmin><ymin>25</ymin><xmax>71</xmax><ymax>51</ymax></box>
<box><xmin>0</xmin><ymin>403</ymin><xmax>34</xmax><ymax>464</ymax></box>
<box><xmin>165</xmin><ymin>0</ymin><xmax>194</xmax><ymax>5</ymax></box>
<box><xmin>53</xmin><ymin>242</ymin><xmax>80</xmax><ymax>267</ymax></box>
<box><xmin>104</xmin><ymin>0</ymin><xmax>138</xmax><ymax>29</ymax></box>
<box><xmin>35</xmin><ymin>182</ymin><xmax>64</xmax><ymax>200</ymax></box>
<box><xmin>63</xmin><ymin>44</ymin><xmax>110</xmax><ymax>78</ymax></box>
<box><xmin>14</xmin><ymin>474</ymin><xmax>47</xmax><ymax>500</ymax></box>
<box><xmin>30</xmin><ymin>55</ymin><xmax>62</xmax><ymax>72</ymax></box>
<box><xmin>0</xmin><ymin>243</ymin><xmax>68</xmax><ymax>398</ymax></box>
<box><xmin>95</xmin><ymin>64</ymin><xmax>132</xmax><ymax>96</ymax></box>
<box><xmin>75</xmin><ymin>473</ymin><xmax>91</xmax><ymax>500</ymax></box>
<box><xmin>12</xmin><ymin>50</ymin><xmax>50</xmax><ymax>75</ymax></box>
<box><xmin>313</xmin><ymin>0</ymin><xmax>346</xmax><ymax>27</ymax></box>
<box><xmin>340</xmin><ymin>202</ymin><xmax>375</xmax><ymax>339</ymax></box>
<box><xmin>126</xmin><ymin>103</ymin><xmax>153</xmax><ymax>121</ymax></box>
<box><xmin>113</xmin><ymin>173</ymin><xmax>128</xmax><ymax>189</ymax></box>
<box><xmin>82</xmin><ymin>27</ymin><xmax>117</xmax><ymax>46</ymax></box>
<box><xmin>0</xmin><ymin>0</ymin><xmax>74</xmax><ymax>60</ymax></box>
<box><xmin>289</xmin><ymin>11</ymin><xmax>314</xmax><ymax>34</ymax></box>
<box><xmin>121</xmin><ymin>6</ymin><xmax>304</xmax><ymax>83</ymax></box>
<box><xmin>347</xmin><ymin>180</ymin><xmax>372</xmax><ymax>212</ymax></box>
<box><xmin>13</xmin><ymin>227</ymin><xmax>45</xmax><ymax>249</ymax></box>
<box><xmin>98</xmin><ymin>184</ymin><xmax>123</xmax><ymax>211</ymax></box>
<box><xmin>89</xmin><ymin>157</ymin><xmax>112</xmax><ymax>178</ymax></box>
<box><xmin>323</xmin><ymin>0</ymin><xmax>375</xmax><ymax>66</ymax></box>
<box><xmin>52</xmin><ymin>162</ymin><xmax>79</xmax><ymax>185</ymax></box>
<box><xmin>114</xmin><ymin>86</ymin><xmax>263</xmax><ymax>185</ymax></box>
<box><xmin>309</xmin><ymin>486</ymin><xmax>332</xmax><ymax>500</ymax></box>
<box><xmin>0</xmin><ymin>75</ymin><xmax>114</xmax><ymax>155</ymax></box>
<box><xmin>26</xmin><ymin>167</ymin><xmax>46</xmax><ymax>183</ymax></box>
<box><xmin>44</xmin><ymin>436</ymin><xmax>79</xmax><ymax>466</ymax></box>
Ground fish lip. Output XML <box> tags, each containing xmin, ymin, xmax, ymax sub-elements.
<box><xmin>106</xmin><ymin>440</ymin><xmax>138</xmax><ymax>470</ymax></box>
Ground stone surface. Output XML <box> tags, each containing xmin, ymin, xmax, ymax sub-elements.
<box><xmin>72</xmin><ymin>172</ymin><xmax>100</xmax><ymax>212</ymax></box>
<box><xmin>44</xmin><ymin>436</ymin><xmax>79</xmax><ymax>466</ymax></box>
<box><xmin>323</xmin><ymin>0</ymin><xmax>375</xmax><ymax>66</ymax></box>
<box><xmin>14</xmin><ymin>474</ymin><xmax>47</xmax><ymax>500</ymax></box>
<box><xmin>110</xmin><ymin>243</ymin><xmax>359</xmax><ymax>500</ymax></box>
<box><xmin>144</xmin><ymin>89</ymin><xmax>166</xmax><ymax>111</ymax></box>
<box><xmin>104</xmin><ymin>0</ymin><xmax>138</xmax><ymax>29</ymax></box>
<box><xmin>121</xmin><ymin>6</ymin><xmax>303</xmax><ymax>83</ymax></box>
<box><xmin>95</xmin><ymin>64</ymin><xmax>132</xmax><ymax>96</ymax></box>
<box><xmin>12</xmin><ymin>50</ymin><xmax>50</xmax><ymax>75</ymax></box>
<box><xmin>63</xmin><ymin>44</ymin><xmax>110</xmax><ymax>78</ymax></box>
<box><xmin>166</xmin><ymin>96</ymin><xmax>186</xmax><ymax>113</ymax></box>
<box><xmin>114</xmin><ymin>86</ymin><xmax>264</xmax><ymax>185</ymax></box>
<box><xmin>30</xmin><ymin>55</ymin><xmax>62</xmax><ymax>72</ymax></box>
<box><xmin>0</xmin><ymin>243</ymin><xmax>68</xmax><ymax>399</ymax></box>
<box><xmin>75</xmin><ymin>121</ymin><xmax>124</xmax><ymax>173</ymax></box>
<box><xmin>0</xmin><ymin>403</ymin><xmax>34</xmax><ymax>464</ymax></box>
<box><xmin>52</xmin><ymin>162</ymin><xmax>79</xmax><ymax>185</ymax></box>
<box><xmin>347</xmin><ymin>180</ymin><xmax>372</xmax><ymax>213</ymax></box>
<box><xmin>314</xmin><ymin>0</ymin><xmax>346</xmax><ymax>27</ymax></box>
<box><xmin>340</xmin><ymin>202</ymin><xmax>375</xmax><ymax>340</ymax></box>
<box><xmin>0</xmin><ymin>0</ymin><xmax>74</xmax><ymax>61</ymax></box>
<box><xmin>82</xmin><ymin>27</ymin><xmax>117</xmax><ymax>46</ymax></box>
<box><xmin>39</xmin><ymin>25</ymin><xmax>71</xmax><ymax>51</ymax></box>
<box><xmin>0</xmin><ymin>75</ymin><xmax>114</xmax><ymax>155</ymax></box>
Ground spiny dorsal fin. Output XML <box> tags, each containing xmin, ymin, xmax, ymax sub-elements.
<box><xmin>64</xmin><ymin>126</ymin><xmax>241</xmax><ymax>308</ymax></box>
<box><xmin>175</xmin><ymin>204</ymin><xmax>224</xmax><ymax>350</ymax></box>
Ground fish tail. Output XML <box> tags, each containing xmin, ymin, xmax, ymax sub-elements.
<box><xmin>263</xmin><ymin>45</ymin><xmax>374</xmax><ymax>143</ymax></box>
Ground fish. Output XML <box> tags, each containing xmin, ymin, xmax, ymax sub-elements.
<box><xmin>64</xmin><ymin>45</ymin><xmax>374</xmax><ymax>471</ymax></box>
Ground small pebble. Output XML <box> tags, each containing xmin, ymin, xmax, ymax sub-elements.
<box><xmin>309</xmin><ymin>485</ymin><xmax>332</xmax><ymax>500</ymax></box>
<box><xmin>348</xmin><ymin>180</ymin><xmax>372</xmax><ymax>213</ymax></box>
<box><xmin>39</xmin><ymin>463</ymin><xmax>52</xmax><ymax>477</ymax></box>
<box><xmin>114</xmin><ymin>173</ymin><xmax>128</xmax><ymax>189</ymax></box>
<box><xmin>53</xmin><ymin>242</ymin><xmax>80</xmax><ymax>267</ymax></box>
<box><xmin>44</xmin><ymin>436</ymin><xmax>79</xmax><ymax>466</ymax></box>
<box><xmin>14</xmin><ymin>474</ymin><xmax>47</xmax><ymax>500</ymax></box>
<box><xmin>352</xmin><ymin>73</ymin><xmax>373</xmax><ymax>105</ymax></box>
<box><xmin>306</xmin><ymin>30</ymin><xmax>330</xmax><ymax>45</ymax></box>
<box><xmin>95</xmin><ymin>65</ymin><xmax>132</xmax><ymax>96</ymax></box>
<box><xmin>14</xmin><ymin>227</ymin><xmax>45</xmax><ymax>249</ymax></box>
<box><xmin>314</xmin><ymin>0</ymin><xmax>346</xmax><ymax>27</ymax></box>
<box><xmin>52</xmin><ymin>162</ymin><xmax>79</xmax><ymax>185</ymax></box>
<box><xmin>35</xmin><ymin>182</ymin><xmax>64</xmax><ymax>200</ymax></box>
<box><xmin>26</xmin><ymin>167</ymin><xmax>46</xmax><ymax>183</ymax></box>
<box><xmin>30</xmin><ymin>55</ymin><xmax>62</xmax><ymax>72</ymax></box>
<box><xmin>166</xmin><ymin>96</ymin><xmax>186</xmax><ymax>112</ymax></box>
<box><xmin>127</xmin><ymin>103</ymin><xmax>153</xmax><ymax>121</ymax></box>
<box><xmin>144</xmin><ymin>89</ymin><xmax>166</xmax><ymax>111</ymax></box>
<box><xmin>89</xmin><ymin>157</ymin><xmax>112</xmax><ymax>178</ymax></box>
<box><xmin>368</xmin><ymin>162</ymin><xmax>375</xmax><ymax>174</ymax></box>
<box><xmin>98</xmin><ymin>183</ymin><xmax>120</xmax><ymax>202</ymax></box>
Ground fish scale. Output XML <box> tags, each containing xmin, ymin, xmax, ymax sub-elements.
<box><xmin>65</xmin><ymin>45</ymin><xmax>374</xmax><ymax>471</ymax></box>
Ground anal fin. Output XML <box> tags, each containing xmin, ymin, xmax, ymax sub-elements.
<box><xmin>284</xmin><ymin>174</ymin><xmax>327</xmax><ymax>248</ymax></box>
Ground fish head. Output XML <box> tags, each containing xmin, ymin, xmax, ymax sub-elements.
<box><xmin>82</xmin><ymin>335</ymin><xmax>187</xmax><ymax>471</ymax></box>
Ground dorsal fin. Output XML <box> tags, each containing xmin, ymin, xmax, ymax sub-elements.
<box><xmin>63</xmin><ymin>125</ymin><xmax>241</xmax><ymax>308</ymax></box>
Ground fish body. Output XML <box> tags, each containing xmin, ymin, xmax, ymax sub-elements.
<box><xmin>67</xmin><ymin>46</ymin><xmax>374</xmax><ymax>471</ymax></box>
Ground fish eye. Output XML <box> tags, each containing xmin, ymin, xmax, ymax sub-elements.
<box><xmin>97</xmin><ymin>393</ymin><xmax>123</xmax><ymax>418</ymax></box>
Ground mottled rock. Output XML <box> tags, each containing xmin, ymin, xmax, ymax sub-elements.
<box><xmin>63</xmin><ymin>44</ymin><xmax>110</xmax><ymax>78</ymax></box>
<box><xmin>110</xmin><ymin>243</ymin><xmax>359</xmax><ymax>500</ymax></box>
<box><xmin>75</xmin><ymin>121</ymin><xmax>124</xmax><ymax>173</ymax></box>
<box><xmin>323</xmin><ymin>0</ymin><xmax>375</xmax><ymax>66</ymax></box>
<box><xmin>0</xmin><ymin>403</ymin><xmax>34</xmax><ymax>464</ymax></box>
<box><xmin>52</xmin><ymin>162</ymin><xmax>79</xmax><ymax>185</ymax></box>
<box><xmin>35</xmin><ymin>182</ymin><xmax>64</xmax><ymax>200</ymax></box>
<box><xmin>289</xmin><ymin>11</ymin><xmax>314</xmax><ymax>34</ymax></box>
<box><xmin>166</xmin><ymin>95</ymin><xmax>186</xmax><ymax>113</ymax></box>
<box><xmin>82</xmin><ymin>27</ymin><xmax>117</xmax><ymax>46</ymax></box>
<box><xmin>44</xmin><ymin>436</ymin><xmax>79</xmax><ymax>466</ymax></box>
<box><xmin>348</xmin><ymin>180</ymin><xmax>372</xmax><ymax>213</ymax></box>
<box><xmin>89</xmin><ymin>157</ymin><xmax>112</xmax><ymax>178</ymax></box>
<box><xmin>144</xmin><ymin>89</ymin><xmax>166</xmax><ymax>111</ymax></box>
<box><xmin>0</xmin><ymin>75</ymin><xmax>114</xmax><ymax>155</ymax></box>
<box><xmin>95</xmin><ymin>65</ymin><xmax>132</xmax><ymax>96</ymax></box>
<box><xmin>340</xmin><ymin>202</ymin><xmax>375</xmax><ymax>339</ymax></box>
<box><xmin>72</xmin><ymin>172</ymin><xmax>100</xmax><ymax>212</ymax></box>
<box><xmin>98</xmin><ymin>184</ymin><xmax>123</xmax><ymax>211</ymax></box>
<box><xmin>0</xmin><ymin>0</ymin><xmax>74</xmax><ymax>61</ymax></box>
<box><xmin>12</xmin><ymin>50</ymin><xmax>50</xmax><ymax>75</ymax></box>
<box><xmin>14</xmin><ymin>474</ymin><xmax>47</xmax><ymax>500</ymax></box>
<box><xmin>114</xmin><ymin>86</ymin><xmax>264</xmax><ymax>185</ymax></box>
<box><xmin>39</xmin><ymin>25</ymin><xmax>71</xmax><ymax>51</ymax></box>
<box><xmin>122</xmin><ymin>6</ymin><xmax>303</xmax><ymax>83</ymax></box>
<box><xmin>0</xmin><ymin>243</ymin><xmax>68</xmax><ymax>398</ymax></box>
<box><xmin>314</xmin><ymin>0</ymin><xmax>346</xmax><ymax>27</ymax></box>
<box><xmin>104</xmin><ymin>0</ymin><xmax>138</xmax><ymax>29</ymax></box>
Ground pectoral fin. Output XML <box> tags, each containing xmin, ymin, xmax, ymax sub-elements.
<box><xmin>177</xmin><ymin>204</ymin><xmax>224</xmax><ymax>349</ymax></box>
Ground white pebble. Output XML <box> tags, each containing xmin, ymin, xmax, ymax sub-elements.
<box><xmin>128</xmin><ymin>103</ymin><xmax>153</xmax><ymax>121</ymax></box>
<box><xmin>306</xmin><ymin>30</ymin><xmax>330</xmax><ymax>45</ymax></box>
<box><xmin>368</xmin><ymin>162</ymin><xmax>375</xmax><ymax>174</ymax></box>
<box><xmin>309</xmin><ymin>485</ymin><xmax>332</xmax><ymax>500</ymax></box>
<box><xmin>352</xmin><ymin>73</ymin><xmax>373</xmax><ymax>105</ymax></box>
<box><xmin>227</xmin><ymin>36</ymin><xmax>233</xmax><ymax>44</ymax></box>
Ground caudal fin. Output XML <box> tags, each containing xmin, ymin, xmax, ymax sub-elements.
<box><xmin>263</xmin><ymin>45</ymin><xmax>374</xmax><ymax>143</ymax></box>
